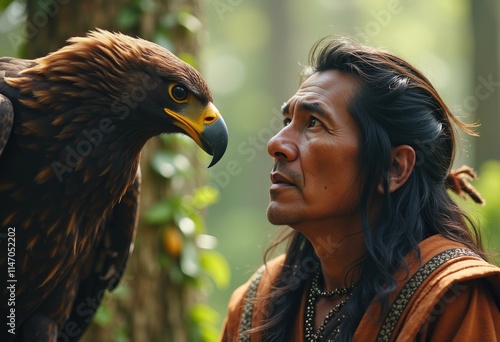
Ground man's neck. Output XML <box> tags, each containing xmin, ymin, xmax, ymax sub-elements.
<box><xmin>299</xmin><ymin>223</ymin><xmax>366</xmax><ymax>291</ymax></box>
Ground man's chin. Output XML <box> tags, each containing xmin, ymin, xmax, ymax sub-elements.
<box><xmin>266</xmin><ymin>203</ymin><xmax>295</xmax><ymax>226</ymax></box>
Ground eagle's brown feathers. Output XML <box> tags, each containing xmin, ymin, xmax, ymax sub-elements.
<box><xmin>0</xmin><ymin>29</ymin><xmax>227</xmax><ymax>341</ymax></box>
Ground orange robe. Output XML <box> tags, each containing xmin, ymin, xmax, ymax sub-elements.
<box><xmin>220</xmin><ymin>235</ymin><xmax>500</xmax><ymax>341</ymax></box>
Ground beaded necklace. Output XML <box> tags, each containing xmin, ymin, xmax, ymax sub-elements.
<box><xmin>304</xmin><ymin>269</ymin><xmax>355</xmax><ymax>341</ymax></box>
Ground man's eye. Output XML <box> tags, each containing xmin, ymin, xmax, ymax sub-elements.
<box><xmin>309</xmin><ymin>116</ymin><xmax>322</xmax><ymax>127</ymax></box>
<box><xmin>283</xmin><ymin>118</ymin><xmax>291</xmax><ymax>127</ymax></box>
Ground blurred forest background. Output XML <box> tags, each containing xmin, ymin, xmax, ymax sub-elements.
<box><xmin>0</xmin><ymin>0</ymin><xmax>499</xmax><ymax>341</ymax></box>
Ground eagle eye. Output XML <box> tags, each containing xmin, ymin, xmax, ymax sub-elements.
<box><xmin>169</xmin><ymin>83</ymin><xmax>189</xmax><ymax>103</ymax></box>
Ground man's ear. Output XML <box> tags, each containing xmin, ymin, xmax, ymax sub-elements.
<box><xmin>377</xmin><ymin>145</ymin><xmax>416</xmax><ymax>195</ymax></box>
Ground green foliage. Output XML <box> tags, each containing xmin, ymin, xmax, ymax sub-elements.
<box><xmin>160</xmin><ymin>8</ymin><xmax>202</xmax><ymax>34</ymax></box>
<box><xmin>116</xmin><ymin>6</ymin><xmax>141</xmax><ymax>29</ymax></box>
<box><xmin>93</xmin><ymin>302</ymin><xmax>130</xmax><ymax>342</ymax></box>
<box><xmin>78</xmin><ymin>3</ymin><xmax>226</xmax><ymax>338</ymax></box>
<box><xmin>143</xmin><ymin>198</ymin><xmax>175</xmax><ymax>225</ymax></box>
<box><xmin>200</xmin><ymin>250</ymin><xmax>230</xmax><ymax>289</ymax></box>
<box><xmin>451</xmin><ymin>160</ymin><xmax>500</xmax><ymax>264</ymax></box>
<box><xmin>189</xmin><ymin>304</ymin><xmax>221</xmax><ymax>342</ymax></box>
<box><xmin>193</xmin><ymin>186</ymin><xmax>220</xmax><ymax>209</ymax></box>
<box><xmin>146</xmin><ymin>135</ymin><xmax>230</xmax><ymax>341</ymax></box>
<box><xmin>174</xmin><ymin>9</ymin><xmax>203</xmax><ymax>34</ymax></box>
<box><xmin>94</xmin><ymin>305</ymin><xmax>113</xmax><ymax>327</ymax></box>
<box><xmin>475</xmin><ymin>161</ymin><xmax>500</xmax><ymax>229</ymax></box>
<box><xmin>0</xmin><ymin>0</ymin><xmax>13</xmax><ymax>10</ymax></box>
<box><xmin>467</xmin><ymin>160</ymin><xmax>500</xmax><ymax>263</ymax></box>
<box><xmin>116</xmin><ymin>0</ymin><xmax>153</xmax><ymax>30</ymax></box>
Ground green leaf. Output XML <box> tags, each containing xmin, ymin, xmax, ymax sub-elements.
<box><xmin>168</xmin><ymin>265</ymin><xmax>185</xmax><ymax>284</ymax></box>
<box><xmin>199</xmin><ymin>326</ymin><xmax>220</xmax><ymax>342</ymax></box>
<box><xmin>117</xmin><ymin>7</ymin><xmax>140</xmax><ymax>29</ymax></box>
<box><xmin>114</xmin><ymin>328</ymin><xmax>130</xmax><ymax>342</ymax></box>
<box><xmin>160</xmin><ymin>133</ymin><xmax>175</xmax><ymax>144</ymax></box>
<box><xmin>178</xmin><ymin>53</ymin><xmax>198</xmax><ymax>68</ymax></box>
<box><xmin>200</xmin><ymin>250</ymin><xmax>230</xmax><ymax>288</ymax></box>
<box><xmin>153</xmin><ymin>33</ymin><xmax>174</xmax><ymax>51</ymax></box>
<box><xmin>150</xmin><ymin>151</ymin><xmax>178</xmax><ymax>178</ymax></box>
<box><xmin>180</xmin><ymin>240</ymin><xmax>199</xmax><ymax>277</ymax></box>
<box><xmin>192</xmin><ymin>186</ymin><xmax>220</xmax><ymax>209</ymax></box>
<box><xmin>150</xmin><ymin>151</ymin><xmax>192</xmax><ymax>179</ymax></box>
<box><xmin>177</xmin><ymin>216</ymin><xmax>196</xmax><ymax>236</ymax></box>
<box><xmin>190</xmin><ymin>304</ymin><xmax>220</xmax><ymax>326</ymax></box>
<box><xmin>189</xmin><ymin>304</ymin><xmax>220</xmax><ymax>342</ymax></box>
<box><xmin>139</xmin><ymin>0</ymin><xmax>156</xmax><ymax>12</ymax></box>
<box><xmin>159</xmin><ymin>254</ymin><xmax>174</xmax><ymax>269</ymax></box>
<box><xmin>195</xmin><ymin>234</ymin><xmax>218</xmax><ymax>250</ymax></box>
<box><xmin>94</xmin><ymin>305</ymin><xmax>112</xmax><ymax>327</ymax></box>
<box><xmin>159</xmin><ymin>13</ymin><xmax>177</xmax><ymax>29</ymax></box>
<box><xmin>111</xmin><ymin>282</ymin><xmax>130</xmax><ymax>299</ymax></box>
<box><xmin>0</xmin><ymin>0</ymin><xmax>15</xmax><ymax>11</ymax></box>
<box><xmin>177</xmin><ymin>10</ymin><xmax>202</xmax><ymax>34</ymax></box>
<box><xmin>144</xmin><ymin>200</ymin><xmax>173</xmax><ymax>225</ymax></box>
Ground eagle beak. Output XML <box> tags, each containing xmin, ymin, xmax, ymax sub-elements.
<box><xmin>165</xmin><ymin>102</ymin><xmax>228</xmax><ymax>167</ymax></box>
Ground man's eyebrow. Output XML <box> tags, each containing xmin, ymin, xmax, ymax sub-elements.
<box><xmin>281</xmin><ymin>102</ymin><xmax>327</xmax><ymax>116</ymax></box>
<box><xmin>298</xmin><ymin>102</ymin><xmax>327</xmax><ymax>117</ymax></box>
<box><xmin>281</xmin><ymin>101</ymin><xmax>331</xmax><ymax>122</ymax></box>
<box><xmin>281</xmin><ymin>102</ymin><xmax>290</xmax><ymax>115</ymax></box>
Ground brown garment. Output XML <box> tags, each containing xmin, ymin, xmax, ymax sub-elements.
<box><xmin>220</xmin><ymin>235</ymin><xmax>500</xmax><ymax>341</ymax></box>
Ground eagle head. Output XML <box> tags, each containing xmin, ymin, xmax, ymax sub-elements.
<box><xmin>9</xmin><ymin>29</ymin><xmax>228</xmax><ymax>167</ymax></box>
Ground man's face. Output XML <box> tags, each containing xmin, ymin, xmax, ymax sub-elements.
<box><xmin>266</xmin><ymin>70</ymin><xmax>362</xmax><ymax>230</ymax></box>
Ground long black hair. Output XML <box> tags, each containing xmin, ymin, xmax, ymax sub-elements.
<box><xmin>256</xmin><ymin>37</ymin><xmax>485</xmax><ymax>341</ymax></box>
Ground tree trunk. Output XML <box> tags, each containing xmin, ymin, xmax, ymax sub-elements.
<box><xmin>24</xmin><ymin>0</ymin><xmax>207</xmax><ymax>341</ymax></box>
<box><xmin>470</xmin><ymin>0</ymin><xmax>500</xmax><ymax>167</ymax></box>
<box><xmin>24</xmin><ymin>0</ymin><xmax>130</xmax><ymax>59</ymax></box>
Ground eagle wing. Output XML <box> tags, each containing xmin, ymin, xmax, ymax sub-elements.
<box><xmin>0</xmin><ymin>57</ymin><xmax>37</xmax><ymax>158</ymax></box>
<box><xmin>62</xmin><ymin>169</ymin><xmax>141</xmax><ymax>340</ymax></box>
<box><xmin>0</xmin><ymin>59</ymin><xmax>19</xmax><ymax>158</ymax></box>
<box><xmin>0</xmin><ymin>94</ymin><xmax>13</xmax><ymax>157</ymax></box>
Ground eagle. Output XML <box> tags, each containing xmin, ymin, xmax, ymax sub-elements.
<box><xmin>0</xmin><ymin>29</ymin><xmax>228</xmax><ymax>341</ymax></box>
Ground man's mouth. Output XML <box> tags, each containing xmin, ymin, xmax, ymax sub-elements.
<box><xmin>270</xmin><ymin>172</ymin><xmax>295</xmax><ymax>189</ymax></box>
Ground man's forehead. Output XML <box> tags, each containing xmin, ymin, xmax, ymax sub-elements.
<box><xmin>283</xmin><ymin>70</ymin><xmax>358</xmax><ymax>112</ymax></box>
<box><xmin>281</xmin><ymin>70</ymin><xmax>358</xmax><ymax>114</ymax></box>
<box><xmin>282</xmin><ymin>93</ymin><xmax>326</xmax><ymax>113</ymax></box>
<box><xmin>301</xmin><ymin>70</ymin><xmax>331</xmax><ymax>86</ymax></box>
<box><xmin>300</xmin><ymin>69</ymin><xmax>356</xmax><ymax>90</ymax></box>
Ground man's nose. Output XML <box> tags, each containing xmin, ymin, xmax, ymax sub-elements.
<box><xmin>267</xmin><ymin>126</ymin><xmax>298</xmax><ymax>161</ymax></box>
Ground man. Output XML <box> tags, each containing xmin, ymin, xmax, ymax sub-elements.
<box><xmin>220</xmin><ymin>38</ymin><xmax>500</xmax><ymax>341</ymax></box>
